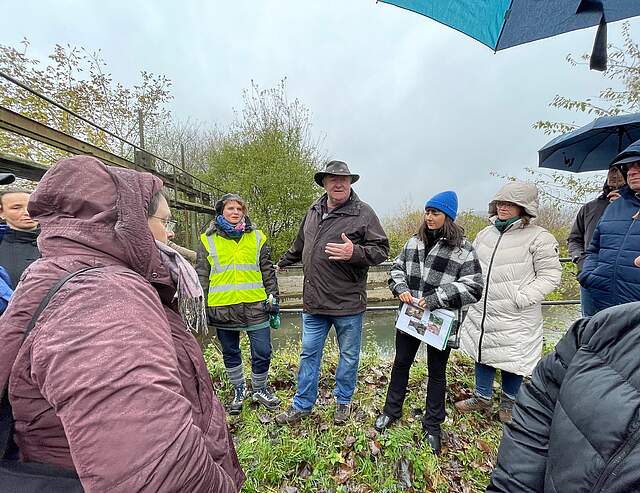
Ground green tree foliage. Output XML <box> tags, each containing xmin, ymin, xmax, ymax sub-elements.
<box><xmin>0</xmin><ymin>39</ymin><xmax>173</xmax><ymax>164</ymax></box>
<box><xmin>529</xmin><ymin>22</ymin><xmax>639</xmax><ymax>206</ymax></box>
<box><xmin>535</xmin><ymin>22</ymin><xmax>640</xmax><ymax>134</ymax></box>
<box><xmin>383</xmin><ymin>206</ymin><xmax>490</xmax><ymax>259</ymax></box>
<box><xmin>383</xmin><ymin>203</ymin><xmax>579</xmax><ymax>300</ymax></box>
<box><xmin>204</xmin><ymin>80</ymin><xmax>323</xmax><ymax>260</ymax></box>
<box><xmin>382</xmin><ymin>204</ymin><xmax>423</xmax><ymax>258</ymax></box>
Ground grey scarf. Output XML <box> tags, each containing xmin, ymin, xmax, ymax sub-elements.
<box><xmin>156</xmin><ymin>240</ymin><xmax>208</xmax><ymax>334</ymax></box>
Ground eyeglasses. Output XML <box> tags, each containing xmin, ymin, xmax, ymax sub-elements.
<box><xmin>150</xmin><ymin>215</ymin><xmax>177</xmax><ymax>233</ymax></box>
<box><xmin>495</xmin><ymin>201</ymin><xmax>518</xmax><ymax>209</ymax></box>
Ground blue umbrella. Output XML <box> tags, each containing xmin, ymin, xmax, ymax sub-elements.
<box><xmin>378</xmin><ymin>1</ymin><xmax>640</xmax><ymax>70</ymax></box>
<box><xmin>538</xmin><ymin>113</ymin><xmax>640</xmax><ymax>172</ymax></box>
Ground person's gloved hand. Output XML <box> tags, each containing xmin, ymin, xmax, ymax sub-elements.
<box><xmin>264</xmin><ymin>294</ymin><xmax>280</xmax><ymax>314</ymax></box>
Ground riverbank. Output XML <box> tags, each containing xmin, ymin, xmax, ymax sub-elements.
<box><xmin>203</xmin><ymin>340</ymin><xmax>517</xmax><ymax>493</ymax></box>
<box><xmin>196</xmin><ymin>303</ymin><xmax>579</xmax><ymax>358</ymax></box>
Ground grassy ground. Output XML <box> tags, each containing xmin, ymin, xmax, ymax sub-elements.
<box><xmin>202</xmin><ymin>337</ymin><xmax>521</xmax><ymax>493</ymax></box>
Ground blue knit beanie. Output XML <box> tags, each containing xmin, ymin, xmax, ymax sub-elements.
<box><xmin>425</xmin><ymin>191</ymin><xmax>458</xmax><ymax>221</ymax></box>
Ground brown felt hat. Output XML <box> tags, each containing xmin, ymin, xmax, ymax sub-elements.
<box><xmin>314</xmin><ymin>160</ymin><xmax>360</xmax><ymax>187</ymax></box>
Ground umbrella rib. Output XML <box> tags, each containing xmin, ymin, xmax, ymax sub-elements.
<box><xmin>551</xmin><ymin>125</ymin><xmax>640</xmax><ymax>151</ymax></box>
<box><xmin>494</xmin><ymin>0</ymin><xmax>516</xmax><ymax>52</ymax></box>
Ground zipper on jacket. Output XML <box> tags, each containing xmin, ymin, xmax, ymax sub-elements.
<box><xmin>592</xmin><ymin>420</ymin><xmax>640</xmax><ymax>492</ymax></box>
<box><xmin>477</xmin><ymin>230</ymin><xmax>506</xmax><ymax>362</ymax></box>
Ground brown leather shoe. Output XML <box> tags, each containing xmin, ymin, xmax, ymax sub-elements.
<box><xmin>454</xmin><ymin>394</ymin><xmax>492</xmax><ymax>413</ymax></box>
<box><xmin>334</xmin><ymin>403</ymin><xmax>351</xmax><ymax>425</ymax></box>
<box><xmin>275</xmin><ymin>405</ymin><xmax>311</xmax><ymax>425</ymax></box>
<box><xmin>498</xmin><ymin>395</ymin><xmax>515</xmax><ymax>424</ymax></box>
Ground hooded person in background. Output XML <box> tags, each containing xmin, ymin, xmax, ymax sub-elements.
<box><xmin>455</xmin><ymin>182</ymin><xmax>562</xmax><ymax>424</ymax></box>
<box><xmin>196</xmin><ymin>193</ymin><xmax>280</xmax><ymax>415</ymax></box>
<box><xmin>568</xmin><ymin>166</ymin><xmax>625</xmax><ymax>316</ymax></box>
<box><xmin>0</xmin><ymin>182</ymin><xmax>40</xmax><ymax>289</ymax></box>
<box><xmin>0</xmin><ymin>156</ymin><xmax>244</xmax><ymax>492</ymax></box>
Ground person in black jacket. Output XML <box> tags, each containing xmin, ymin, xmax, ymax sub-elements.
<box><xmin>0</xmin><ymin>187</ymin><xmax>40</xmax><ymax>288</ymax></box>
<box><xmin>567</xmin><ymin>166</ymin><xmax>625</xmax><ymax>316</ymax></box>
<box><xmin>487</xmin><ymin>301</ymin><xmax>640</xmax><ymax>493</ymax></box>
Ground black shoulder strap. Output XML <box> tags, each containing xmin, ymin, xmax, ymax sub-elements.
<box><xmin>22</xmin><ymin>266</ymin><xmax>102</xmax><ymax>341</ymax></box>
<box><xmin>1</xmin><ymin>266</ymin><xmax>102</xmax><ymax>458</ymax></box>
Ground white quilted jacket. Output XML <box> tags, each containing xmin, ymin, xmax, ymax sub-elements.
<box><xmin>460</xmin><ymin>183</ymin><xmax>562</xmax><ymax>376</ymax></box>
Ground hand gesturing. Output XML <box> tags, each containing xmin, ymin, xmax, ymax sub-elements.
<box><xmin>325</xmin><ymin>233</ymin><xmax>354</xmax><ymax>261</ymax></box>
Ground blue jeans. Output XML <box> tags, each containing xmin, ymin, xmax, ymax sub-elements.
<box><xmin>580</xmin><ymin>286</ymin><xmax>598</xmax><ymax>317</ymax></box>
<box><xmin>475</xmin><ymin>362</ymin><xmax>523</xmax><ymax>400</ymax></box>
<box><xmin>216</xmin><ymin>327</ymin><xmax>272</xmax><ymax>375</ymax></box>
<box><xmin>293</xmin><ymin>312</ymin><xmax>365</xmax><ymax>411</ymax></box>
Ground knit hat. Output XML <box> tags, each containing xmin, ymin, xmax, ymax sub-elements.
<box><xmin>425</xmin><ymin>191</ymin><xmax>458</xmax><ymax>221</ymax></box>
<box><xmin>214</xmin><ymin>193</ymin><xmax>246</xmax><ymax>216</ymax></box>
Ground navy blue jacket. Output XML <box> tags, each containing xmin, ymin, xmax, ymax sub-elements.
<box><xmin>578</xmin><ymin>185</ymin><xmax>640</xmax><ymax>312</ymax></box>
<box><xmin>0</xmin><ymin>265</ymin><xmax>12</xmax><ymax>313</ymax></box>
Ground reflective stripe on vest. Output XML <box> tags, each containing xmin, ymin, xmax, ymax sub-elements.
<box><xmin>200</xmin><ymin>229</ymin><xmax>267</xmax><ymax>307</ymax></box>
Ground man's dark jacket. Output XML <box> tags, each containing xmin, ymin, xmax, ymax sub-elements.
<box><xmin>567</xmin><ymin>193</ymin><xmax>609</xmax><ymax>270</ymax></box>
<box><xmin>488</xmin><ymin>302</ymin><xmax>640</xmax><ymax>493</ymax></box>
<box><xmin>278</xmin><ymin>192</ymin><xmax>389</xmax><ymax>316</ymax></box>
<box><xmin>0</xmin><ymin>224</ymin><xmax>40</xmax><ymax>288</ymax></box>
<box><xmin>578</xmin><ymin>185</ymin><xmax>640</xmax><ymax>311</ymax></box>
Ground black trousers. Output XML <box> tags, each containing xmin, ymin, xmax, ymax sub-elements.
<box><xmin>383</xmin><ymin>329</ymin><xmax>451</xmax><ymax>435</ymax></box>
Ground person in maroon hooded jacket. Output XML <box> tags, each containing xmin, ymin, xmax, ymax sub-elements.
<box><xmin>0</xmin><ymin>156</ymin><xmax>244</xmax><ymax>492</ymax></box>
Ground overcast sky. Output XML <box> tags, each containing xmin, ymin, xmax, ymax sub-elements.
<box><xmin>2</xmin><ymin>1</ymin><xmax>639</xmax><ymax>217</ymax></box>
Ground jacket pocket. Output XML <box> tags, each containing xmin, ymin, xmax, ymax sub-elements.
<box><xmin>245</xmin><ymin>301</ymin><xmax>269</xmax><ymax>326</ymax></box>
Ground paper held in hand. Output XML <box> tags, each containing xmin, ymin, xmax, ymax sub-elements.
<box><xmin>395</xmin><ymin>298</ymin><xmax>455</xmax><ymax>350</ymax></box>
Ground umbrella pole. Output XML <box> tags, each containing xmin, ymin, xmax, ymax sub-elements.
<box><xmin>618</xmin><ymin>127</ymin><xmax>623</xmax><ymax>153</ymax></box>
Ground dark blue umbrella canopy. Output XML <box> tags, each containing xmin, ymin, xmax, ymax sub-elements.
<box><xmin>379</xmin><ymin>1</ymin><xmax>640</xmax><ymax>70</ymax></box>
<box><xmin>538</xmin><ymin>113</ymin><xmax>640</xmax><ymax>172</ymax></box>
<box><xmin>612</xmin><ymin>138</ymin><xmax>640</xmax><ymax>167</ymax></box>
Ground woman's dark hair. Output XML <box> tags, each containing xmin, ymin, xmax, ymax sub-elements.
<box><xmin>148</xmin><ymin>189</ymin><xmax>168</xmax><ymax>217</ymax></box>
<box><xmin>418</xmin><ymin>215</ymin><xmax>465</xmax><ymax>248</ymax></box>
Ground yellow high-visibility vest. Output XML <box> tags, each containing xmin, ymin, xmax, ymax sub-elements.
<box><xmin>200</xmin><ymin>229</ymin><xmax>267</xmax><ymax>307</ymax></box>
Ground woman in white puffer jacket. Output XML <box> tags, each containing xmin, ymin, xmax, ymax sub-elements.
<box><xmin>455</xmin><ymin>181</ymin><xmax>561</xmax><ymax>423</ymax></box>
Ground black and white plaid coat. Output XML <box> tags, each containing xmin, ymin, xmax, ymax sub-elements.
<box><xmin>388</xmin><ymin>235</ymin><xmax>484</xmax><ymax>349</ymax></box>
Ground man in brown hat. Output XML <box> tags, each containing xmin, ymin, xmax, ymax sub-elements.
<box><xmin>275</xmin><ymin>160</ymin><xmax>389</xmax><ymax>425</ymax></box>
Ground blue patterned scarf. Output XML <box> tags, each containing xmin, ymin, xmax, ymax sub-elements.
<box><xmin>216</xmin><ymin>215</ymin><xmax>246</xmax><ymax>238</ymax></box>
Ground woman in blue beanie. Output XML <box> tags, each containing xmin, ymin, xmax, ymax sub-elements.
<box><xmin>374</xmin><ymin>191</ymin><xmax>484</xmax><ymax>455</ymax></box>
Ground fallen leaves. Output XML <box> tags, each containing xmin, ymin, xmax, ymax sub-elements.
<box><xmin>369</xmin><ymin>439</ymin><xmax>381</xmax><ymax>456</ymax></box>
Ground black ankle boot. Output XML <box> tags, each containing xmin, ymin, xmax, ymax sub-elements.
<box><xmin>425</xmin><ymin>432</ymin><xmax>441</xmax><ymax>455</ymax></box>
<box><xmin>374</xmin><ymin>413</ymin><xmax>398</xmax><ymax>432</ymax></box>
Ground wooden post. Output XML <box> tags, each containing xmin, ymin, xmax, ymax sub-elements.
<box><xmin>138</xmin><ymin>109</ymin><xmax>145</xmax><ymax>149</ymax></box>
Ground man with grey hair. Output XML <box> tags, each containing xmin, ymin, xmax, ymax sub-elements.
<box><xmin>275</xmin><ymin>160</ymin><xmax>389</xmax><ymax>425</ymax></box>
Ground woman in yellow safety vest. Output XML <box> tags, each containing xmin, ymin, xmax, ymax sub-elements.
<box><xmin>196</xmin><ymin>193</ymin><xmax>280</xmax><ymax>415</ymax></box>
